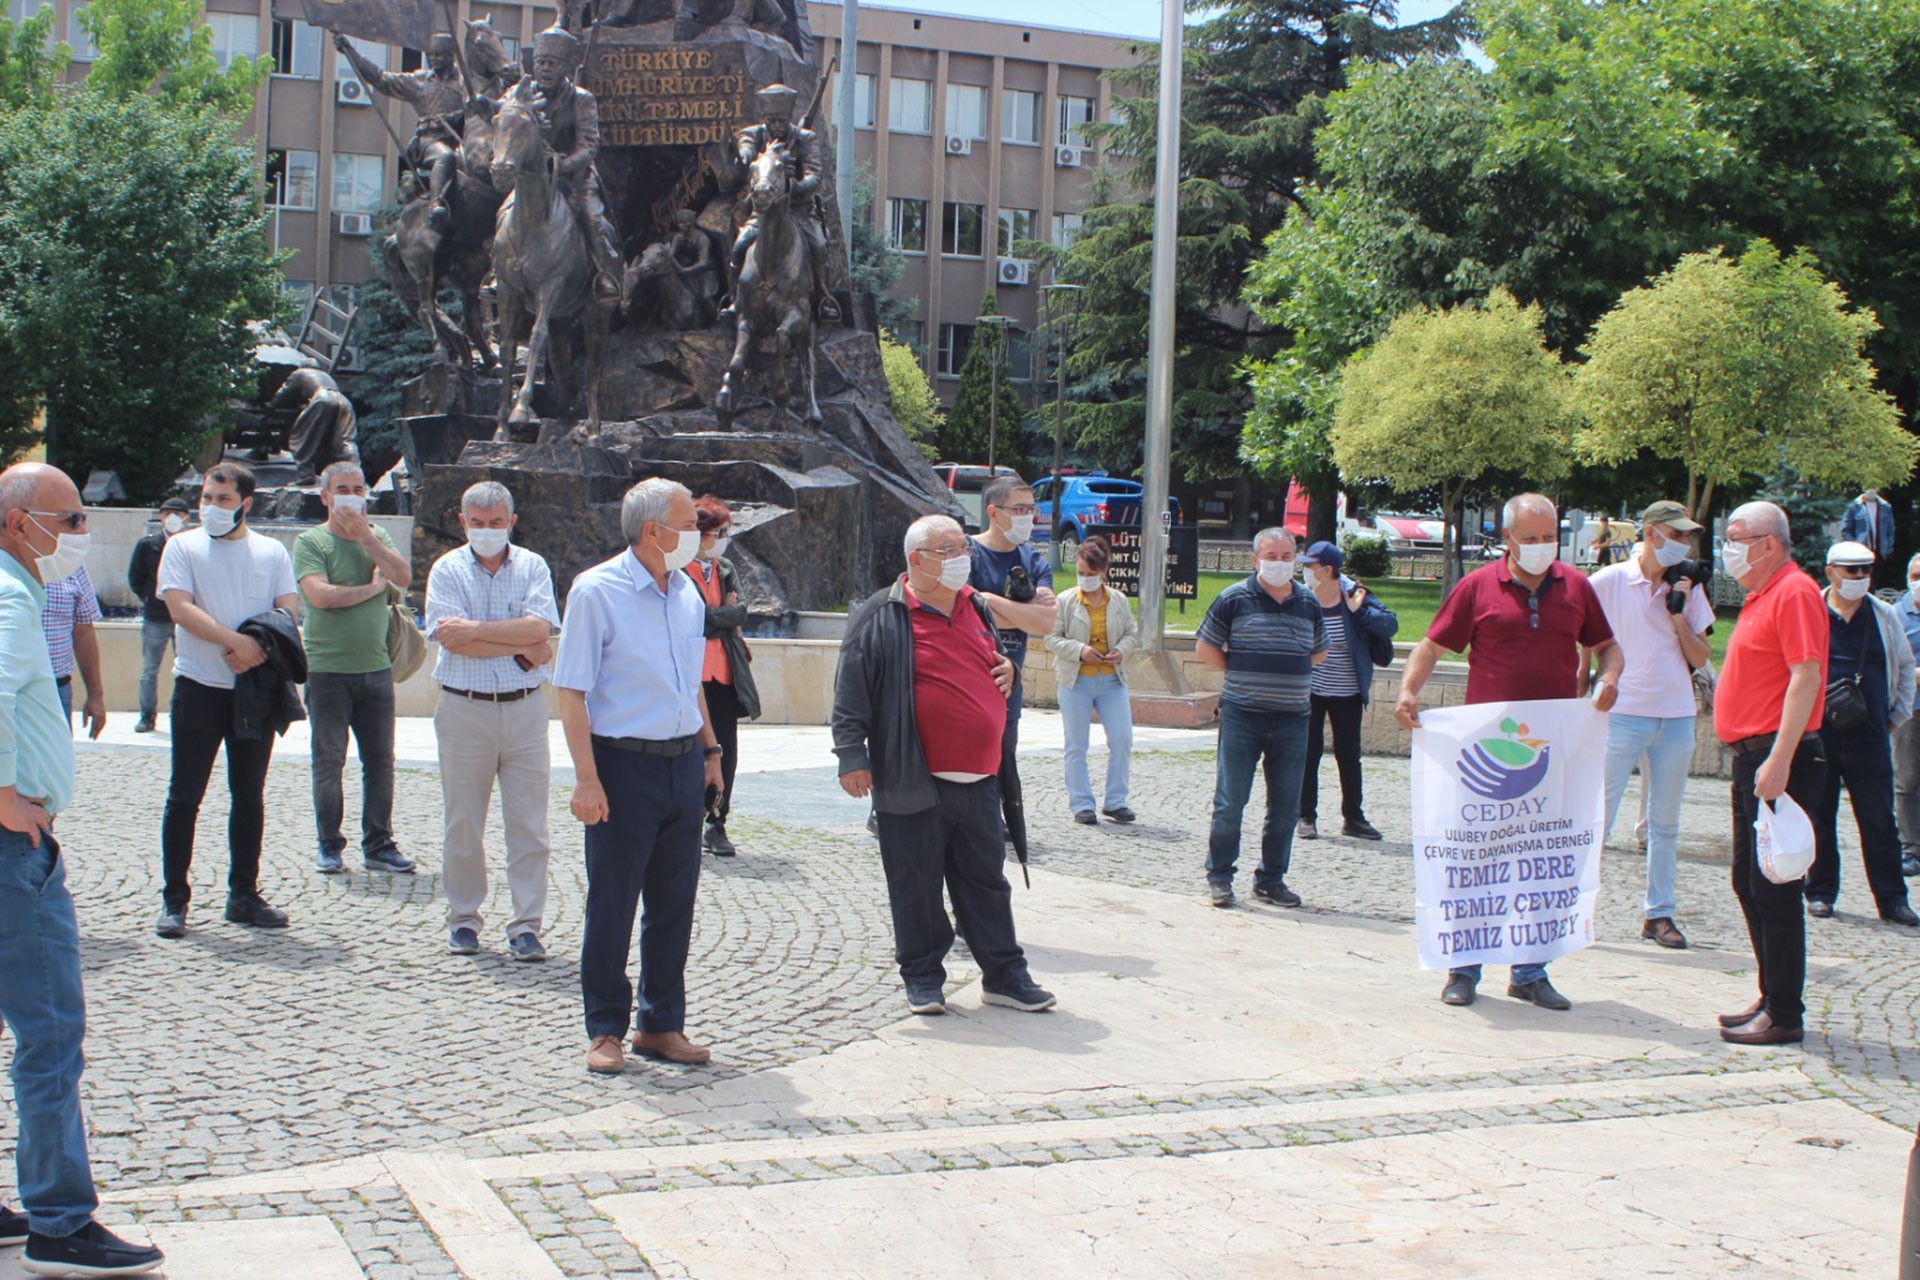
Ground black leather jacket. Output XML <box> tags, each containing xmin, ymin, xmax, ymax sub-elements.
<box><xmin>234</xmin><ymin>609</ymin><xmax>307</xmax><ymax>741</ymax></box>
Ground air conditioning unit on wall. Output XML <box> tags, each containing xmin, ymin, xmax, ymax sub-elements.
<box><xmin>338</xmin><ymin>212</ymin><xmax>374</xmax><ymax>236</ymax></box>
<box><xmin>1054</xmin><ymin>145</ymin><xmax>1082</xmax><ymax>168</ymax></box>
<box><xmin>336</xmin><ymin>77</ymin><xmax>370</xmax><ymax>106</ymax></box>
<box><xmin>997</xmin><ymin>257</ymin><xmax>1031</xmax><ymax>287</ymax></box>
<box><xmin>944</xmin><ymin>133</ymin><xmax>972</xmax><ymax>157</ymax></box>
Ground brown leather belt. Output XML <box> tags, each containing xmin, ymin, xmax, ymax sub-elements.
<box><xmin>1727</xmin><ymin>731</ymin><xmax>1822</xmax><ymax>759</ymax></box>
<box><xmin>443</xmin><ymin>686</ymin><xmax>536</xmax><ymax>703</ymax></box>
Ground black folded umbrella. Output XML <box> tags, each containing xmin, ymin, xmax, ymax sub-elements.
<box><xmin>999</xmin><ymin>751</ymin><xmax>1030</xmax><ymax>888</ymax></box>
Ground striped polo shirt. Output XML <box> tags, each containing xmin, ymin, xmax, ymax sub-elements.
<box><xmin>1197</xmin><ymin>577</ymin><xmax>1328</xmax><ymax>715</ymax></box>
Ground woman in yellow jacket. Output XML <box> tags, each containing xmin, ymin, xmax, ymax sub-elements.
<box><xmin>1044</xmin><ymin>535</ymin><xmax>1140</xmax><ymax>824</ymax></box>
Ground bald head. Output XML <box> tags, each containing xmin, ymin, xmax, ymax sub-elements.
<box><xmin>0</xmin><ymin>462</ymin><xmax>82</xmax><ymax>583</ymax></box>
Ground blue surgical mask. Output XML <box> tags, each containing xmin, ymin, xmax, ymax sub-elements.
<box><xmin>1651</xmin><ymin>532</ymin><xmax>1689</xmax><ymax>568</ymax></box>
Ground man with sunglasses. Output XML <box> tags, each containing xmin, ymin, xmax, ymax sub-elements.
<box><xmin>1805</xmin><ymin>540</ymin><xmax>1917</xmax><ymax>927</ymax></box>
<box><xmin>1713</xmin><ymin>501</ymin><xmax>1828</xmax><ymax>1045</ymax></box>
<box><xmin>1395</xmin><ymin>493</ymin><xmax>1620</xmax><ymax>1012</ymax></box>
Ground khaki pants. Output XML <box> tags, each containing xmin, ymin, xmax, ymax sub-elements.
<box><xmin>435</xmin><ymin>689</ymin><xmax>552</xmax><ymax>939</ymax></box>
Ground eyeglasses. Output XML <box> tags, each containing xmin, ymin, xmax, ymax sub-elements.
<box><xmin>1832</xmin><ymin>565</ymin><xmax>1872</xmax><ymax>577</ymax></box>
<box><xmin>29</xmin><ymin>510</ymin><xmax>87</xmax><ymax>532</ymax></box>
<box><xmin>999</xmin><ymin>505</ymin><xmax>1037</xmax><ymax>516</ymax></box>
<box><xmin>922</xmin><ymin>545</ymin><xmax>970</xmax><ymax>558</ymax></box>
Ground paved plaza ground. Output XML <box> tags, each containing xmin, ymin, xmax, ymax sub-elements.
<box><xmin>0</xmin><ymin>711</ymin><xmax>1913</xmax><ymax>1277</ymax></box>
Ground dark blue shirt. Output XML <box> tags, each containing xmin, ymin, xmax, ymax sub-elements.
<box><xmin>1197</xmin><ymin>577</ymin><xmax>1329</xmax><ymax>715</ymax></box>
<box><xmin>1829</xmin><ymin>601</ymin><xmax>1889</xmax><ymax>728</ymax></box>
<box><xmin>967</xmin><ymin>541</ymin><xmax>1054</xmax><ymax>669</ymax></box>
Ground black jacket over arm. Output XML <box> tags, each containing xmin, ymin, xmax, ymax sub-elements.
<box><xmin>234</xmin><ymin>609</ymin><xmax>307</xmax><ymax>741</ymax></box>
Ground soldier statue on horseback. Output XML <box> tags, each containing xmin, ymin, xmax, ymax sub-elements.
<box><xmin>526</xmin><ymin>25</ymin><xmax>625</xmax><ymax>305</ymax></box>
<box><xmin>335</xmin><ymin>32</ymin><xmax>466</xmax><ymax>231</ymax></box>
<box><xmin>724</xmin><ymin>83</ymin><xmax>839</xmax><ymax>326</ymax></box>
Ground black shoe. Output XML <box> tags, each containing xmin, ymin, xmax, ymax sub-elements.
<box><xmin>1341</xmin><ymin>819</ymin><xmax>1383</xmax><ymax>841</ymax></box>
<box><xmin>1295</xmin><ymin>819</ymin><xmax>1319</xmax><ymax>840</ymax></box>
<box><xmin>0</xmin><ymin>1204</ymin><xmax>26</xmax><ymax>1246</ymax></box>
<box><xmin>132</xmin><ymin>718</ymin><xmax>155</xmax><ymax>734</ymax></box>
<box><xmin>1101</xmin><ymin>807</ymin><xmax>1136</xmax><ymax>824</ymax></box>
<box><xmin>865</xmin><ymin>812</ymin><xmax>879</xmax><ymax>838</ymax></box>
<box><xmin>1073</xmin><ymin>810</ymin><xmax>1098</xmax><ymax>825</ymax></box>
<box><xmin>1252</xmin><ymin>882</ymin><xmax>1302</xmax><ymax>908</ymax></box>
<box><xmin>1441</xmin><ymin>974</ymin><xmax>1477</xmax><ymax>1006</ymax></box>
<box><xmin>153</xmin><ymin>906</ymin><xmax>186</xmax><ymax>940</ymax></box>
<box><xmin>704</xmin><ymin>822</ymin><xmax>737</xmax><ymax>857</ymax></box>
<box><xmin>906</xmin><ymin>987</ymin><xmax>946</xmax><ymax>1015</ymax></box>
<box><xmin>982</xmin><ymin>979</ymin><xmax>1056</xmax><ymax>1012</ymax></box>
<box><xmin>224</xmin><ymin>893</ymin><xmax>289</xmax><ymax>929</ymax></box>
<box><xmin>23</xmin><ymin>1220</ymin><xmax>163</xmax><ymax>1275</ymax></box>
<box><xmin>1508</xmin><ymin>977</ymin><xmax>1572</xmax><ymax>1011</ymax></box>
<box><xmin>1904</xmin><ymin>854</ymin><xmax>1920</xmax><ymax>878</ymax></box>
<box><xmin>1208</xmin><ymin>882</ymin><xmax>1235</xmax><ymax>908</ymax></box>
<box><xmin>1807</xmin><ymin>899</ymin><xmax>1835</xmax><ymax>919</ymax></box>
<box><xmin>1880</xmin><ymin>902</ymin><xmax>1920</xmax><ymax>927</ymax></box>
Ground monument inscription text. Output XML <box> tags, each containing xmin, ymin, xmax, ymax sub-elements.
<box><xmin>587</xmin><ymin>44</ymin><xmax>751</xmax><ymax>147</ymax></box>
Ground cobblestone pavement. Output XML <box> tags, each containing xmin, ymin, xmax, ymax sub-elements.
<box><xmin>0</xmin><ymin>730</ymin><xmax>1908</xmax><ymax>1278</ymax></box>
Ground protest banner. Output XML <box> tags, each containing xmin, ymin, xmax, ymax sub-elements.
<box><xmin>1410</xmin><ymin>698</ymin><xmax>1606</xmax><ymax>971</ymax></box>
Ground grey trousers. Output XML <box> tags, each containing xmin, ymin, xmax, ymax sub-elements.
<box><xmin>435</xmin><ymin>689</ymin><xmax>552</xmax><ymax>939</ymax></box>
<box><xmin>1896</xmin><ymin>715</ymin><xmax>1920</xmax><ymax>857</ymax></box>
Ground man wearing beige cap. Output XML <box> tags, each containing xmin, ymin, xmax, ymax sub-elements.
<box><xmin>1808</xmin><ymin>539</ymin><xmax>1918</xmax><ymax>926</ymax></box>
<box><xmin>1589</xmin><ymin>500</ymin><xmax>1716</xmax><ymax>949</ymax></box>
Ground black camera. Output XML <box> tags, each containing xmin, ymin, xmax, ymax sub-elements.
<box><xmin>1662</xmin><ymin>559</ymin><xmax>1713</xmax><ymax>613</ymax></box>
<box><xmin>1004</xmin><ymin>565</ymin><xmax>1036</xmax><ymax>604</ymax></box>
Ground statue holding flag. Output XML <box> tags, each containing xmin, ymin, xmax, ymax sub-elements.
<box><xmin>335</xmin><ymin>32</ymin><xmax>466</xmax><ymax>230</ymax></box>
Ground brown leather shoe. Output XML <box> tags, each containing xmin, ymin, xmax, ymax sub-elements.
<box><xmin>586</xmin><ymin>1035</ymin><xmax>625</xmax><ymax>1075</ymax></box>
<box><xmin>1719</xmin><ymin>1011</ymin><xmax>1804</xmax><ymax>1045</ymax></box>
<box><xmin>632</xmin><ymin>1031</ymin><xmax>712</xmax><ymax>1065</ymax></box>
<box><xmin>1717</xmin><ymin>997</ymin><xmax>1765</xmax><ymax>1029</ymax></box>
<box><xmin>1641</xmin><ymin>917</ymin><xmax>1688</xmax><ymax>949</ymax></box>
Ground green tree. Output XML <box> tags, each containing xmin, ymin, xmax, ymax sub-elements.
<box><xmin>939</xmin><ymin>291</ymin><xmax>1028</xmax><ymax>470</ymax></box>
<box><xmin>344</xmin><ymin>230</ymin><xmax>438</xmax><ymax>476</ymax></box>
<box><xmin>879</xmin><ymin>329</ymin><xmax>942</xmax><ymax>462</ymax></box>
<box><xmin>1331</xmin><ymin>290</ymin><xmax>1573</xmax><ymax>586</ymax></box>
<box><xmin>847</xmin><ymin>166</ymin><xmax>917</xmax><ymax>345</ymax></box>
<box><xmin>1048</xmin><ymin>1</ymin><xmax>1469</xmax><ymax>482</ymax></box>
<box><xmin>80</xmin><ymin>0</ymin><xmax>267</xmax><ymax>115</ymax></box>
<box><xmin>0</xmin><ymin>5</ymin><xmax>66</xmax><ymax>111</ymax></box>
<box><xmin>1576</xmin><ymin>241</ymin><xmax>1915</xmax><ymax>516</ymax></box>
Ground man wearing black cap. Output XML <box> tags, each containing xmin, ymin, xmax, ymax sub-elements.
<box><xmin>126</xmin><ymin>498</ymin><xmax>190</xmax><ymax>734</ymax></box>
<box><xmin>1296</xmin><ymin>540</ymin><xmax>1397</xmax><ymax>842</ymax></box>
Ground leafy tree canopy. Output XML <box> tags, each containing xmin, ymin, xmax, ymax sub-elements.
<box><xmin>879</xmin><ymin>329</ymin><xmax>942</xmax><ymax>462</ymax></box>
<box><xmin>939</xmin><ymin>291</ymin><xmax>1030</xmax><ymax>472</ymax></box>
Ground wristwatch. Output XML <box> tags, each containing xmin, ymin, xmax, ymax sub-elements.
<box><xmin>704</xmin><ymin>745</ymin><xmax>724</xmax><ymax>758</ymax></box>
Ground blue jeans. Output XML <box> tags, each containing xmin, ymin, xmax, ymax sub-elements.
<box><xmin>54</xmin><ymin>679</ymin><xmax>71</xmax><ymax>726</ymax></box>
<box><xmin>138</xmin><ymin>618</ymin><xmax>173</xmax><ymax>722</ymax></box>
<box><xmin>1206</xmin><ymin>702</ymin><xmax>1309</xmax><ymax>890</ymax></box>
<box><xmin>0</xmin><ymin>831</ymin><xmax>98</xmax><ymax>1236</ymax></box>
<box><xmin>1058</xmin><ymin>674</ymin><xmax>1133</xmax><ymax>814</ymax></box>
<box><xmin>305</xmin><ymin>670</ymin><xmax>398</xmax><ymax>858</ymax></box>
<box><xmin>1602</xmin><ymin>712</ymin><xmax>1696</xmax><ymax>920</ymax></box>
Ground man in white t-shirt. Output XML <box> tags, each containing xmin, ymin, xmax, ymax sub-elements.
<box><xmin>154</xmin><ymin>462</ymin><xmax>301</xmax><ymax>940</ymax></box>
<box><xmin>1588</xmin><ymin>500</ymin><xmax>1716</xmax><ymax>950</ymax></box>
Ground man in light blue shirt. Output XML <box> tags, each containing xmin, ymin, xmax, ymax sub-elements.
<box><xmin>0</xmin><ymin>463</ymin><xmax>164</xmax><ymax>1275</ymax></box>
<box><xmin>1893</xmin><ymin>552</ymin><xmax>1920</xmax><ymax>878</ymax></box>
<box><xmin>554</xmin><ymin>478</ymin><xmax>725</xmax><ymax>1077</ymax></box>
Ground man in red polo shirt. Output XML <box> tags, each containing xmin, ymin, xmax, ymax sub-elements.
<box><xmin>832</xmin><ymin>514</ymin><xmax>1058</xmax><ymax>1017</ymax></box>
<box><xmin>1396</xmin><ymin>493</ymin><xmax>1622</xmax><ymax>1011</ymax></box>
<box><xmin>1712</xmin><ymin>500</ymin><xmax>1828</xmax><ymax>1046</ymax></box>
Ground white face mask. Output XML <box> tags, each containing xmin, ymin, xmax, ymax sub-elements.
<box><xmin>200</xmin><ymin>503</ymin><xmax>241</xmax><ymax>538</ymax></box>
<box><xmin>1077</xmin><ymin>574</ymin><xmax>1103</xmax><ymax>594</ymax></box>
<box><xmin>1512</xmin><ymin>542</ymin><xmax>1557</xmax><ymax>575</ymax></box>
<box><xmin>162</xmin><ymin>513</ymin><xmax>187</xmax><ymax>535</ymax></box>
<box><xmin>330</xmin><ymin>493</ymin><xmax>367</xmax><ymax>517</ymax></box>
<box><xmin>1257</xmin><ymin>558</ymin><xmax>1295</xmax><ymax>586</ymax></box>
<box><xmin>926</xmin><ymin>551</ymin><xmax>972</xmax><ymax>591</ymax></box>
<box><xmin>1836</xmin><ymin>576</ymin><xmax>1872</xmax><ymax>601</ymax></box>
<box><xmin>465</xmin><ymin>526</ymin><xmax>511</xmax><ymax>558</ymax></box>
<box><xmin>1651</xmin><ymin>531</ymin><xmax>1690</xmax><ymax>568</ymax></box>
<box><xmin>29</xmin><ymin>518</ymin><xmax>89</xmax><ymax>583</ymax></box>
<box><xmin>706</xmin><ymin>535</ymin><xmax>731</xmax><ymax>560</ymax></box>
<box><xmin>1721</xmin><ymin>538</ymin><xmax>1754</xmax><ymax>579</ymax></box>
<box><xmin>1004</xmin><ymin>513</ymin><xmax>1035</xmax><ymax>545</ymax></box>
<box><xmin>658</xmin><ymin>527</ymin><xmax>701</xmax><ymax>574</ymax></box>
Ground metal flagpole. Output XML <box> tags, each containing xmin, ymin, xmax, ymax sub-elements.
<box><xmin>1136</xmin><ymin>0</ymin><xmax>1182</xmax><ymax>652</ymax></box>
<box><xmin>836</xmin><ymin>0</ymin><xmax>858</xmax><ymax>251</ymax></box>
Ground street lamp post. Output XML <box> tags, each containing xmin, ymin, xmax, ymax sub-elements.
<box><xmin>1042</xmin><ymin>283</ymin><xmax>1084</xmax><ymax>567</ymax></box>
<box><xmin>978</xmin><ymin>314</ymin><xmax>1012</xmax><ymax>475</ymax></box>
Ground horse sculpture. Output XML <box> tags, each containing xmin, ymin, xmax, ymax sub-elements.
<box><xmin>488</xmin><ymin>78</ymin><xmax>610</xmax><ymax>437</ymax></box>
<box><xmin>623</xmin><ymin>240</ymin><xmax>716</xmax><ymax>331</ymax></box>
<box><xmin>714</xmin><ymin>142</ymin><xmax>822</xmax><ymax>429</ymax></box>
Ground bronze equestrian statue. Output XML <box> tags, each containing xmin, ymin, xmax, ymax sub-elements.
<box><xmin>526</xmin><ymin>25</ymin><xmax>624</xmax><ymax>306</ymax></box>
<box><xmin>336</xmin><ymin>32</ymin><xmax>465</xmax><ymax>231</ymax></box>
<box><xmin>714</xmin><ymin>140</ymin><xmax>822</xmax><ymax>429</ymax></box>
<box><xmin>625</xmin><ymin>209</ymin><xmax>720</xmax><ymax>329</ymax></box>
<box><xmin>723</xmin><ymin>83</ymin><xmax>839</xmax><ymax>327</ymax></box>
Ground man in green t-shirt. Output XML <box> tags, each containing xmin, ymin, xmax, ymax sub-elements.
<box><xmin>293</xmin><ymin>462</ymin><xmax>417</xmax><ymax>875</ymax></box>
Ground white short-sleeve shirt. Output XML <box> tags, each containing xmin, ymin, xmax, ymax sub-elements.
<box><xmin>1590</xmin><ymin>553</ymin><xmax>1717</xmax><ymax>719</ymax></box>
<box><xmin>156</xmin><ymin>528</ymin><xmax>298</xmax><ymax>690</ymax></box>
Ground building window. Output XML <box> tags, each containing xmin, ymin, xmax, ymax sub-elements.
<box><xmin>204</xmin><ymin>13</ymin><xmax>255</xmax><ymax>70</ymax></box>
<box><xmin>997</xmin><ymin>207</ymin><xmax>1036</xmax><ymax>257</ymax></box>
<box><xmin>945</xmin><ymin>83</ymin><xmax>986</xmax><ymax>141</ymax></box>
<box><xmin>942</xmin><ymin>202</ymin><xmax>985</xmax><ymax>257</ymax></box>
<box><xmin>1002</xmin><ymin>88</ymin><xmax>1040</xmax><ymax>144</ymax></box>
<box><xmin>266</xmin><ymin>148</ymin><xmax>319</xmax><ymax>209</ymax></box>
<box><xmin>269</xmin><ymin>18</ymin><xmax>322</xmax><ymax>78</ymax></box>
<box><xmin>67</xmin><ymin>3</ymin><xmax>97</xmax><ymax>59</ymax></box>
<box><xmin>1006</xmin><ymin>327</ymin><xmax>1035</xmax><ymax>381</ymax></box>
<box><xmin>1057</xmin><ymin>94</ymin><xmax>1095</xmax><ymax>148</ymax></box>
<box><xmin>333</xmin><ymin>34</ymin><xmax>385</xmax><ymax>79</ymax></box>
<box><xmin>1051</xmin><ymin>211</ymin><xmax>1084</xmax><ymax>249</ymax></box>
<box><xmin>497</xmin><ymin>35</ymin><xmax>517</xmax><ymax>61</ymax></box>
<box><xmin>888</xmin><ymin>318</ymin><xmax>924</xmax><ymax>353</ymax></box>
<box><xmin>888</xmin><ymin>76</ymin><xmax>931</xmax><ymax>134</ymax></box>
<box><xmin>5</xmin><ymin>0</ymin><xmax>45</xmax><ymax>22</ymax></box>
<box><xmin>886</xmin><ymin>197</ymin><xmax>927</xmax><ymax>253</ymax></box>
<box><xmin>937</xmin><ymin>322</ymin><xmax>974</xmax><ymax>378</ymax></box>
<box><xmin>281</xmin><ymin>278</ymin><xmax>317</xmax><ymax>319</ymax></box>
<box><xmin>331</xmin><ymin>152</ymin><xmax>385</xmax><ymax>213</ymax></box>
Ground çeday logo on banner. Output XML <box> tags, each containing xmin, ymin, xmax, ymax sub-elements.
<box><xmin>1410</xmin><ymin>699</ymin><xmax>1607</xmax><ymax>971</ymax></box>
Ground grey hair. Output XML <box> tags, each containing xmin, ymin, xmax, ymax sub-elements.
<box><xmin>621</xmin><ymin>477</ymin><xmax>690</xmax><ymax>543</ymax></box>
<box><xmin>1501</xmin><ymin>492</ymin><xmax>1557</xmax><ymax>531</ymax></box>
<box><xmin>461</xmin><ymin>481</ymin><xmax>515</xmax><ymax>517</ymax></box>
<box><xmin>1252</xmin><ymin>526</ymin><xmax>1294</xmax><ymax>555</ymax></box>
<box><xmin>320</xmin><ymin>460</ymin><xmax>364</xmax><ymax>490</ymax></box>
<box><xmin>903</xmin><ymin>513</ymin><xmax>963</xmax><ymax>561</ymax></box>
<box><xmin>0</xmin><ymin>465</ymin><xmax>46</xmax><ymax>520</ymax></box>
<box><xmin>1727</xmin><ymin>500</ymin><xmax>1789</xmax><ymax>542</ymax></box>
<box><xmin>1907</xmin><ymin>551</ymin><xmax>1920</xmax><ymax>575</ymax></box>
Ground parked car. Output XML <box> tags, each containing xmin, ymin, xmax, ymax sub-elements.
<box><xmin>1369</xmin><ymin>512</ymin><xmax>1447</xmax><ymax>552</ymax></box>
<box><xmin>932</xmin><ymin>462</ymin><xmax>1024</xmax><ymax>530</ymax></box>
<box><xmin>1030</xmin><ymin>472</ymin><xmax>1182</xmax><ymax>560</ymax></box>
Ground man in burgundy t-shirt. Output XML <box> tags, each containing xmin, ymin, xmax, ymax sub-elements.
<box><xmin>832</xmin><ymin>515</ymin><xmax>1058</xmax><ymax>1017</ymax></box>
<box><xmin>1395</xmin><ymin>494</ymin><xmax>1622</xmax><ymax>1013</ymax></box>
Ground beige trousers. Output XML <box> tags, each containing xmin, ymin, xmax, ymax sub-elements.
<box><xmin>434</xmin><ymin>689</ymin><xmax>552</xmax><ymax>939</ymax></box>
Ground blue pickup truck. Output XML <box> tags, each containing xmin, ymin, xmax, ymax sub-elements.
<box><xmin>1029</xmin><ymin>473</ymin><xmax>1182</xmax><ymax>560</ymax></box>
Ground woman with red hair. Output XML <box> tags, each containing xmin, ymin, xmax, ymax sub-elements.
<box><xmin>686</xmin><ymin>495</ymin><xmax>760</xmax><ymax>855</ymax></box>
